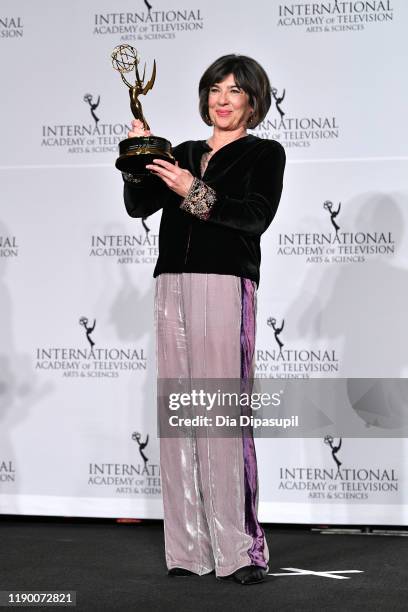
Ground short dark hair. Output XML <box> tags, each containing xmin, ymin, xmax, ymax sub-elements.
<box><xmin>198</xmin><ymin>54</ymin><xmax>271</xmax><ymax>129</ymax></box>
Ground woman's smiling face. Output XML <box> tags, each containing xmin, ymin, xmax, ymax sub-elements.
<box><xmin>207</xmin><ymin>73</ymin><xmax>253</xmax><ymax>132</ymax></box>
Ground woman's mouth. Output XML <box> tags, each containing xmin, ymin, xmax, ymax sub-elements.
<box><xmin>216</xmin><ymin>110</ymin><xmax>232</xmax><ymax>117</ymax></box>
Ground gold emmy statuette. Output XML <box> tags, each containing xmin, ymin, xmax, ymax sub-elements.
<box><xmin>111</xmin><ymin>44</ymin><xmax>173</xmax><ymax>182</ymax></box>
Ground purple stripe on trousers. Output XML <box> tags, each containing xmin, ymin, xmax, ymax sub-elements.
<box><xmin>240</xmin><ymin>277</ymin><xmax>267</xmax><ymax>569</ymax></box>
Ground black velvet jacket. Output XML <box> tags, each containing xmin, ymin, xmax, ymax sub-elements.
<box><xmin>123</xmin><ymin>134</ymin><xmax>286</xmax><ymax>286</ymax></box>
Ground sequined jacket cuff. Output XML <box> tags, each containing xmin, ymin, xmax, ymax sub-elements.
<box><xmin>122</xmin><ymin>171</ymin><xmax>143</xmax><ymax>185</ymax></box>
<box><xmin>180</xmin><ymin>178</ymin><xmax>217</xmax><ymax>221</ymax></box>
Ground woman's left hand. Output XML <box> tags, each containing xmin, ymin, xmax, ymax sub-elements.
<box><xmin>145</xmin><ymin>159</ymin><xmax>194</xmax><ymax>198</ymax></box>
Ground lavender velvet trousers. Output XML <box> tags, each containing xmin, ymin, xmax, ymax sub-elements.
<box><xmin>155</xmin><ymin>273</ymin><xmax>269</xmax><ymax>577</ymax></box>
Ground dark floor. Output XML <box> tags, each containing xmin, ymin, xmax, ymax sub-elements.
<box><xmin>0</xmin><ymin>518</ymin><xmax>407</xmax><ymax>611</ymax></box>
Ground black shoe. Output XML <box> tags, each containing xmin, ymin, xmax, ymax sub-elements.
<box><xmin>168</xmin><ymin>567</ymin><xmax>196</xmax><ymax>577</ymax></box>
<box><xmin>218</xmin><ymin>565</ymin><xmax>267</xmax><ymax>585</ymax></box>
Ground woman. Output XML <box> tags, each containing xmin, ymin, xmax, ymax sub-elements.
<box><xmin>123</xmin><ymin>54</ymin><xmax>286</xmax><ymax>585</ymax></box>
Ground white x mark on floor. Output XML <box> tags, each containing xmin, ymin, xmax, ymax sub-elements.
<box><xmin>269</xmin><ymin>568</ymin><xmax>364</xmax><ymax>580</ymax></box>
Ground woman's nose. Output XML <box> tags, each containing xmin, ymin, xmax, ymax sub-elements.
<box><xmin>217</xmin><ymin>90</ymin><xmax>228</xmax><ymax>105</ymax></box>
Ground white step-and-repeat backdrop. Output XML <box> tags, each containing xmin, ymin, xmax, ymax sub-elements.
<box><xmin>1</xmin><ymin>0</ymin><xmax>407</xmax><ymax>524</ymax></box>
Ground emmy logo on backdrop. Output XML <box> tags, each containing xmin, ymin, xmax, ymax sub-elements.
<box><xmin>323</xmin><ymin>200</ymin><xmax>341</xmax><ymax>236</ymax></box>
<box><xmin>141</xmin><ymin>218</ymin><xmax>150</xmax><ymax>236</ymax></box>
<box><xmin>324</xmin><ymin>435</ymin><xmax>342</xmax><ymax>471</ymax></box>
<box><xmin>271</xmin><ymin>87</ymin><xmax>286</xmax><ymax>119</ymax></box>
<box><xmin>143</xmin><ymin>0</ymin><xmax>153</xmax><ymax>14</ymax></box>
<box><xmin>267</xmin><ymin>317</ymin><xmax>285</xmax><ymax>355</ymax></box>
<box><xmin>79</xmin><ymin>317</ymin><xmax>96</xmax><ymax>350</ymax></box>
<box><xmin>83</xmin><ymin>93</ymin><xmax>101</xmax><ymax>126</ymax></box>
<box><xmin>132</xmin><ymin>432</ymin><xmax>149</xmax><ymax>468</ymax></box>
<box><xmin>111</xmin><ymin>44</ymin><xmax>173</xmax><ymax>183</ymax></box>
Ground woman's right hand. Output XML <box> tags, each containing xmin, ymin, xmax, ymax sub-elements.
<box><xmin>127</xmin><ymin>119</ymin><xmax>151</xmax><ymax>138</ymax></box>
